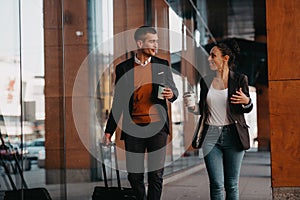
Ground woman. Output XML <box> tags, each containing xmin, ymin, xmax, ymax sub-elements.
<box><xmin>187</xmin><ymin>39</ymin><xmax>253</xmax><ymax>200</ymax></box>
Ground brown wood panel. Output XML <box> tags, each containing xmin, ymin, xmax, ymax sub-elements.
<box><xmin>269</xmin><ymin>80</ymin><xmax>300</xmax><ymax>187</ymax></box>
<box><xmin>65</xmin><ymin>96</ymin><xmax>90</xmax><ymax>149</ymax></box>
<box><xmin>125</xmin><ymin>0</ymin><xmax>145</xmax><ymax>30</ymax></box>
<box><xmin>62</xmin><ymin>1</ymin><xmax>89</xmax><ymax>98</ymax></box>
<box><xmin>63</xmin><ymin>0</ymin><xmax>88</xmax><ymax>46</ymax></box>
<box><xmin>46</xmin><ymin>98</ymin><xmax>90</xmax><ymax>169</ymax></box>
<box><xmin>256</xmin><ymin>85</ymin><xmax>270</xmax><ymax>150</ymax></box>
<box><xmin>45</xmin><ymin>97</ymin><xmax>64</xmax><ymax>151</ymax></box>
<box><xmin>44</xmin><ymin>0</ymin><xmax>88</xmax><ymax>46</ymax></box>
<box><xmin>44</xmin><ymin>0</ymin><xmax>62</xmax><ymax>29</ymax></box>
<box><xmin>63</xmin><ymin>27</ymin><xmax>89</xmax><ymax>46</ymax></box>
<box><xmin>44</xmin><ymin>46</ymin><xmax>63</xmax><ymax>98</ymax></box>
<box><xmin>44</xmin><ymin>0</ymin><xmax>63</xmax><ymax>172</ymax></box>
<box><xmin>44</xmin><ymin>0</ymin><xmax>91</xmax><ymax>174</ymax></box>
<box><xmin>65</xmin><ymin>96</ymin><xmax>90</xmax><ymax>168</ymax></box>
<box><xmin>153</xmin><ymin>0</ymin><xmax>169</xmax><ymax>57</ymax></box>
<box><xmin>46</xmin><ymin>149</ymin><xmax>63</xmax><ymax>168</ymax></box>
<box><xmin>63</xmin><ymin>0</ymin><xmax>88</xmax><ymax>28</ymax></box>
<box><xmin>266</xmin><ymin>0</ymin><xmax>300</xmax><ymax>80</ymax></box>
<box><xmin>45</xmin><ymin>97</ymin><xmax>64</xmax><ymax>170</ymax></box>
<box><xmin>44</xmin><ymin>29</ymin><xmax>62</xmax><ymax>47</ymax></box>
<box><xmin>65</xmin><ymin>148</ymin><xmax>91</xmax><ymax>168</ymax></box>
<box><xmin>113</xmin><ymin>0</ymin><xmax>127</xmax><ymax>33</ymax></box>
<box><xmin>64</xmin><ymin>44</ymin><xmax>89</xmax><ymax>97</ymax></box>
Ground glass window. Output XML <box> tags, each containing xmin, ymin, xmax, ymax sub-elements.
<box><xmin>0</xmin><ymin>0</ymin><xmax>45</xmax><ymax>193</ymax></box>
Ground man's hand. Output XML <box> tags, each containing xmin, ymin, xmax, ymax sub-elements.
<box><xmin>162</xmin><ymin>87</ymin><xmax>174</xmax><ymax>100</ymax></box>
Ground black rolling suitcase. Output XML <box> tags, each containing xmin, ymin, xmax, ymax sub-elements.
<box><xmin>92</xmin><ymin>143</ymin><xmax>136</xmax><ymax>200</ymax></box>
<box><xmin>0</xmin><ymin>131</ymin><xmax>52</xmax><ymax>200</ymax></box>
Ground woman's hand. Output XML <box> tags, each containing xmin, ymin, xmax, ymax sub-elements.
<box><xmin>230</xmin><ymin>88</ymin><xmax>250</xmax><ymax>105</ymax></box>
<box><xmin>183</xmin><ymin>95</ymin><xmax>197</xmax><ymax>113</ymax></box>
<box><xmin>103</xmin><ymin>133</ymin><xmax>112</xmax><ymax>145</ymax></box>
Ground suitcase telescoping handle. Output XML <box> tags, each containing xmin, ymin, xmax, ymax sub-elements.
<box><xmin>99</xmin><ymin>143</ymin><xmax>121</xmax><ymax>189</ymax></box>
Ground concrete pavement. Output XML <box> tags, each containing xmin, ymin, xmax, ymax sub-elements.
<box><xmin>0</xmin><ymin>150</ymin><xmax>271</xmax><ymax>200</ymax></box>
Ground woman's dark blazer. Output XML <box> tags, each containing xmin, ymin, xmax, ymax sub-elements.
<box><xmin>104</xmin><ymin>56</ymin><xmax>178</xmax><ymax>139</ymax></box>
<box><xmin>197</xmin><ymin>70</ymin><xmax>253</xmax><ymax>150</ymax></box>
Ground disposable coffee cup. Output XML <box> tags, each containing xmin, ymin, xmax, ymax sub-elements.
<box><xmin>183</xmin><ymin>91</ymin><xmax>195</xmax><ymax>107</ymax></box>
<box><xmin>158</xmin><ymin>85</ymin><xmax>166</xmax><ymax>100</ymax></box>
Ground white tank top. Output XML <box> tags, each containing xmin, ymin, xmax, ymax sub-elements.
<box><xmin>206</xmin><ymin>85</ymin><xmax>231</xmax><ymax>126</ymax></box>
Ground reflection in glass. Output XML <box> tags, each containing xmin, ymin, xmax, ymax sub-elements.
<box><xmin>0</xmin><ymin>0</ymin><xmax>45</xmax><ymax>192</ymax></box>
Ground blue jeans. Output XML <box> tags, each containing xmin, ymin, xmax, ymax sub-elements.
<box><xmin>202</xmin><ymin>124</ymin><xmax>245</xmax><ymax>200</ymax></box>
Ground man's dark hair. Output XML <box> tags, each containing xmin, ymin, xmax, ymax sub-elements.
<box><xmin>134</xmin><ymin>26</ymin><xmax>157</xmax><ymax>41</ymax></box>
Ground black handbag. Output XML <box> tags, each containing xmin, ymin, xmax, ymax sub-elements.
<box><xmin>191</xmin><ymin>114</ymin><xmax>207</xmax><ymax>149</ymax></box>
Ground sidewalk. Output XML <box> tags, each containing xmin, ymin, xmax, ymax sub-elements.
<box><xmin>162</xmin><ymin>150</ymin><xmax>272</xmax><ymax>200</ymax></box>
<box><xmin>0</xmin><ymin>150</ymin><xmax>271</xmax><ymax>200</ymax></box>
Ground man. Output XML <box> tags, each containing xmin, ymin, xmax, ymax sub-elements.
<box><xmin>104</xmin><ymin>26</ymin><xmax>178</xmax><ymax>200</ymax></box>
